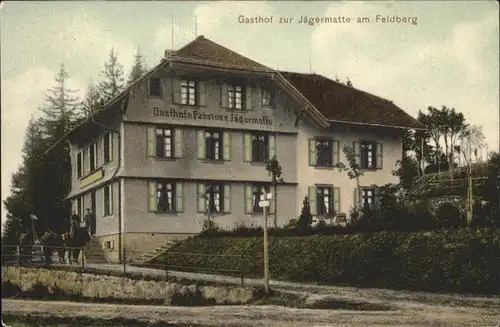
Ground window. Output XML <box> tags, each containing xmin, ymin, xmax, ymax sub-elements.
<box><xmin>205</xmin><ymin>183</ymin><xmax>224</xmax><ymax>213</ymax></box>
<box><xmin>261</xmin><ymin>88</ymin><xmax>273</xmax><ymax>107</ymax></box>
<box><xmin>361</xmin><ymin>188</ymin><xmax>375</xmax><ymax>208</ymax></box>
<box><xmin>156</xmin><ymin>127</ymin><xmax>174</xmax><ymax>158</ymax></box>
<box><xmin>251</xmin><ymin>183</ymin><xmax>270</xmax><ymax>214</ymax></box>
<box><xmin>156</xmin><ymin>181</ymin><xmax>176</xmax><ymax>212</ymax></box>
<box><xmin>89</xmin><ymin>142</ymin><xmax>97</xmax><ymax>171</ymax></box>
<box><xmin>77</xmin><ymin>152</ymin><xmax>83</xmax><ymax>178</ymax></box>
<box><xmin>361</xmin><ymin>141</ymin><xmax>377</xmax><ymax>169</ymax></box>
<box><xmin>205</xmin><ymin>129</ymin><xmax>223</xmax><ymax>161</ymax></box>
<box><xmin>103</xmin><ymin>185</ymin><xmax>112</xmax><ymax>216</ymax></box>
<box><xmin>103</xmin><ymin>133</ymin><xmax>111</xmax><ymax>164</ymax></box>
<box><xmin>315</xmin><ymin>139</ymin><xmax>333</xmax><ymax>167</ymax></box>
<box><xmin>181</xmin><ymin>80</ymin><xmax>197</xmax><ymax>105</ymax></box>
<box><xmin>228</xmin><ymin>84</ymin><xmax>244</xmax><ymax>109</ymax></box>
<box><xmin>149</xmin><ymin>78</ymin><xmax>162</xmax><ymax>97</ymax></box>
<box><xmin>317</xmin><ymin>186</ymin><xmax>334</xmax><ymax>216</ymax></box>
<box><xmin>252</xmin><ymin>132</ymin><xmax>268</xmax><ymax>163</ymax></box>
<box><xmin>104</xmin><ymin>240</ymin><xmax>114</xmax><ymax>250</ymax></box>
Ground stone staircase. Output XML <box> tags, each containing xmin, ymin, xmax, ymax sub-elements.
<box><xmin>80</xmin><ymin>236</ymin><xmax>107</xmax><ymax>264</ymax></box>
<box><xmin>132</xmin><ymin>241</ymin><xmax>176</xmax><ymax>265</ymax></box>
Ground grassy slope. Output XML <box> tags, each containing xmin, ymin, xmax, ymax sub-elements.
<box><xmin>147</xmin><ymin>228</ymin><xmax>500</xmax><ymax>294</ymax></box>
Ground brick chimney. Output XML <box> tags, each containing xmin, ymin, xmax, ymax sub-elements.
<box><xmin>164</xmin><ymin>49</ymin><xmax>176</xmax><ymax>58</ymax></box>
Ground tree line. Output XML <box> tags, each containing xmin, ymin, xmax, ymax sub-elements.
<box><xmin>2</xmin><ymin>47</ymin><xmax>148</xmax><ymax>245</ymax></box>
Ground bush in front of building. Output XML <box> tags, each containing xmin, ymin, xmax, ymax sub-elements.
<box><xmin>155</xmin><ymin>227</ymin><xmax>500</xmax><ymax>295</ymax></box>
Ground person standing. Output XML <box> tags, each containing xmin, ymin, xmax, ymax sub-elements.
<box><xmin>70</xmin><ymin>211</ymin><xmax>80</xmax><ymax>238</ymax></box>
<box><xmin>83</xmin><ymin>208</ymin><xmax>94</xmax><ymax>236</ymax></box>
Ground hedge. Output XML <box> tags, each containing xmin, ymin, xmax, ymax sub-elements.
<box><xmin>150</xmin><ymin>228</ymin><xmax>500</xmax><ymax>295</ymax></box>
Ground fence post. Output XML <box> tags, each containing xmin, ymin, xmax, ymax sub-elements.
<box><xmin>16</xmin><ymin>246</ymin><xmax>20</xmax><ymax>265</ymax></box>
<box><xmin>240</xmin><ymin>254</ymin><xmax>244</xmax><ymax>286</ymax></box>
<box><xmin>164</xmin><ymin>250</ymin><xmax>168</xmax><ymax>280</ymax></box>
<box><xmin>122</xmin><ymin>247</ymin><xmax>126</xmax><ymax>290</ymax></box>
<box><xmin>81</xmin><ymin>247</ymin><xmax>85</xmax><ymax>271</ymax></box>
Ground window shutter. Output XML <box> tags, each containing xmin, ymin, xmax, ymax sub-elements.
<box><xmin>223</xmin><ymin>184</ymin><xmax>231</xmax><ymax>213</ymax></box>
<box><xmin>308</xmin><ymin>186</ymin><xmax>317</xmax><ymax>216</ymax></box>
<box><xmin>172</xmin><ymin>77</ymin><xmax>182</xmax><ymax>104</ymax></box>
<box><xmin>308</xmin><ymin>139</ymin><xmax>317</xmax><ymax>166</ymax></box>
<box><xmin>148</xmin><ymin>181</ymin><xmax>156</xmax><ymax>212</ymax></box>
<box><xmin>99</xmin><ymin>137</ymin><xmax>105</xmax><ymax>166</ymax></box>
<box><xmin>86</xmin><ymin>147</ymin><xmax>91</xmax><ymax>173</ymax></box>
<box><xmin>268</xmin><ymin>134</ymin><xmax>276</xmax><ymax>159</ymax></box>
<box><xmin>333</xmin><ymin>187</ymin><xmax>340</xmax><ymax>214</ymax></box>
<box><xmin>374</xmin><ymin>187</ymin><xmax>381</xmax><ymax>209</ymax></box>
<box><xmin>174</xmin><ymin>129</ymin><xmax>183</xmax><ymax>158</ymax></box>
<box><xmin>147</xmin><ymin>126</ymin><xmax>156</xmax><ymax>157</ymax></box>
<box><xmin>269</xmin><ymin>186</ymin><xmax>276</xmax><ymax>214</ymax></box>
<box><xmin>198</xmin><ymin>81</ymin><xmax>207</xmax><ymax>106</ymax></box>
<box><xmin>244</xmin><ymin>184</ymin><xmax>253</xmax><ymax>214</ymax></box>
<box><xmin>245</xmin><ymin>86</ymin><xmax>253</xmax><ymax>110</ymax></box>
<box><xmin>93</xmin><ymin>142</ymin><xmax>99</xmax><ymax>169</ymax></box>
<box><xmin>258</xmin><ymin>87</ymin><xmax>263</xmax><ymax>107</ymax></box>
<box><xmin>332</xmin><ymin>140</ymin><xmax>340</xmax><ymax>166</ymax></box>
<box><xmin>110</xmin><ymin>184</ymin><xmax>114</xmax><ymax>215</ymax></box>
<box><xmin>353</xmin><ymin>141</ymin><xmax>361</xmax><ymax>166</ymax></box>
<box><xmin>197</xmin><ymin>129</ymin><xmax>206</xmax><ymax>159</ymax></box>
<box><xmin>354</xmin><ymin>188</ymin><xmax>360</xmax><ymax>208</ymax></box>
<box><xmin>101</xmin><ymin>188</ymin><xmax>105</xmax><ymax>217</ymax></box>
<box><xmin>376</xmin><ymin>142</ymin><xmax>383</xmax><ymax>169</ymax></box>
<box><xmin>223</xmin><ymin>131</ymin><xmax>231</xmax><ymax>161</ymax></box>
<box><xmin>243</xmin><ymin>133</ymin><xmax>252</xmax><ymax>162</ymax></box>
<box><xmin>197</xmin><ymin>183</ymin><xmax>206</xmax><ymax>213</ymax></box>
<box><xmin>108</xmin><ymin>133</ymin><xmax>114</xmax><ymax>162</ymax></box>
<box><xmin>176</xmin><ymin>182</ymin><xmax>184</xmax><ymax>213</ymax></box>
<box><xmin>221</xmin><ymin>82</ymin><xmax>228</xmax><ymax>108</ymax></box>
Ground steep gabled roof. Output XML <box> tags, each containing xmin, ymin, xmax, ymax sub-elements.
<box><xmin>280</xmin><ymin>72</ymin><xmax>424</xmax><ymax>130</ymax></box>
<box><xmin>169</xmin><ymin>35</ymin><xmax>272</xmax><ymax>72</ymax></box>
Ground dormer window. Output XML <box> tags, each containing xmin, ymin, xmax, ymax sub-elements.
<box><xmin>149</xmin><ymin>78</ymin><xmax>162</xmax><ymax>97</ymax></box>
<box><xmin>261</xmin><ymin>88</ymin><xmax>273</xmax><ymax>107</ymax></box>
<box><xmin>181</xmin><ymin>80</ymin><xmax>197</xmax><ymax>105</ymax></box>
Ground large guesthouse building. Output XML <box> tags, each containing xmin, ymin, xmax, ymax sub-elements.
<box><xmin>59</xmin><ymin>36</ymin><xmax>423</xmax><ymax>262</ymax></box>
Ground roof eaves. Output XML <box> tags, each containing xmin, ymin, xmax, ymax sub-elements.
<box><xmin>326</xmin><ymin>118</ymin><xmax>427</xmax><ymax>130</ymax></box>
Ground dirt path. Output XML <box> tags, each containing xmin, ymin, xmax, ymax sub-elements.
<box><xmin>3</xmin><ymin>298</ymin><xmax>499</xmax><ymax>327</ymax></box>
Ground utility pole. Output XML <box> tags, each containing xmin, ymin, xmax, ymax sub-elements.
<box><xmin>259</xmin><ymin>188</ymin><xmax>272</xmax><ymax>293</ymax></box>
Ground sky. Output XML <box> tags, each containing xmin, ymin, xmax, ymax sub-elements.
<box><xmin>1</xmin><ymin>1</ymin><xmax>499</xmax><ymax>228</ymax></box>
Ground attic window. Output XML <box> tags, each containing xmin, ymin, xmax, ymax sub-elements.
<box><xmin>149</xmin><ymin>78</ymin><xmax>162</xmax><ymax>97</ymax></box>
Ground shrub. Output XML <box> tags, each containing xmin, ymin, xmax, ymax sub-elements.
<box><xmin>201</xmin><ymin>218</ymin><xmax>222</xmax><ymax>235</ymax></box>
<box><xmin>435</xmin><ymin>202</ymin><xmax>466</xmax><ymax>228</ymax></box>
<box><xmin>297</xmin><ymin>196</ymin><xmax>312</xmax><ymax>228</ymax></box>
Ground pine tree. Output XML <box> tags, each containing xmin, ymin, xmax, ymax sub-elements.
<box><xmin>127</xmin><ymin>46</ymin><xmax>147</xmax><ymax>85</ymax></box>
<box><xmin>39</xmin><ymin>63</ymin><xmax>81</xmax><ymax>135</ymax></box>
<box><xmin>36</xmin><ymin>63</ymin><xmax>81</xmax><ymax>234</ymax></box>
<box><xmin>98</xmin><ymin>48</ymin><xmax>125</xmax><ymax>103</ymax></box>
<box><xmin>3</xmin><ymin>116</ymin><xmax>48</xmax><ymax>242</ymax></box>
<box><xmin>81</xmin><ymin>79</ymin><xmax>103</xmax><ymax>117</ymax></box>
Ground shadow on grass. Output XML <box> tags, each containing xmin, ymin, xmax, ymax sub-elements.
<box><xmin>2</xmin><ymin>313</ymin><xmax>205</xmax><ymax>327</ymax></box>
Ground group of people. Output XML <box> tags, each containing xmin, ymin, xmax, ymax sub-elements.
<box><xmin>70</xmin><ymin>208</ymin><xmax>95</xmax><ymax>237</ymax></box>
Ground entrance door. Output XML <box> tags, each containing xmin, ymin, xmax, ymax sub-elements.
<box><xmin>90</xmin><ymin>190</ymin><xmax>96</xmax><ymax>235</ymax></box>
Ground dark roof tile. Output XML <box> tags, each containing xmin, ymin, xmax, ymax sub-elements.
<box><xmin>280</xmin><ymin>71</ymin><xmax>424</xmax><ymax>129</ymax></box>
<box><xmin>173</xmin><ymin>35</ymin><xmax>270</xmax><ymax>71</ymax></box>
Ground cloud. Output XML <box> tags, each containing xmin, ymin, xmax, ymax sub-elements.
<box><xmin>153</xmin><ymin>1</ymin><xmax>280</xmax><ymax>68</ymax></box>
<box><xmin>310</xmin><ymin>3</ymin><xmax>498</xmax><ymax>150</ymax></box>
<box><xmin>56</xmin><ymin>13</ymin><xmax>137</xmax><ymax>79</ymax></box>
